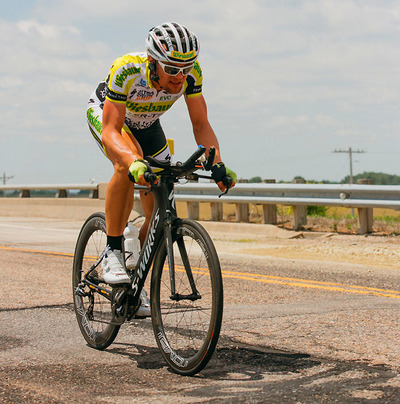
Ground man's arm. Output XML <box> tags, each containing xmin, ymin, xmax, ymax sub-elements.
<box><xmin>185</xmin><ymin>95</ymin><xmax>236</xmax><ymax>190</ymax></box>
<box><xmin>102</xmin><ymin>100</ymin><xmax>139</xmax><ymax>169</ymax></box>
<box><xmin>185</xmin><ymin>95</ymin><xmax>222</xmax><ymax>164</ymax></box>
<box><xmin>102</xmin><ymin>100</ymin><xmax>148</xmax><ymax>185</ymax></box>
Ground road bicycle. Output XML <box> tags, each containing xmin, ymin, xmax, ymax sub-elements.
<box><xmin>72</xmin><ymin>146</ymin><xmax>231</xmax><ymax>375</ymax></box>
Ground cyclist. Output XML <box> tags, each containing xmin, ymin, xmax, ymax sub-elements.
<box><xmin>86</xmin><ymin>22</ymin><xmax>236</xmax><ymax>313</ymax></box>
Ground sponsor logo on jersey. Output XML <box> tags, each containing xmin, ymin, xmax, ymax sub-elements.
<box><xmin>171</xmin><ymin>50</ymin><xmax>196</xmax><ymax>60</ymax></box>
<box><xmin>126</xmin><ymin>101</ymin><xmax>173</xmax><ymax>113</ymax></box>
<box><xmin>193</xmin><ymin>63</ymin><xmax>202</xmax><ymax>78</ymax></box>
<box><xmin>114</xmin><ymin>66</ymin><xmax>141</xmax><ymax>88</ymax></box>
<box><xmin>87</xmin><ymin>107</ymin><xmax>102</xmax><ymax>132</ymax></box>
<box><xmin>136</xmin><ymin>90</ymin><xmax>154</xmax><ymax>101</ymax></box>
<box><xmin>106</xmin><ymin>88</ymin><xmax>127</xmax><ymax>102</ymax></box>
<box><xmin>191</xmin><ymin>86</ymin><xmax>202</xmax><ymax>94</ymax></box>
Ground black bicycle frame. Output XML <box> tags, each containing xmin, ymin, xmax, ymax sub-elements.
<box><xmin>129</xmin><ymin>177</ymin><xmax>177</xmax><ymax>306</ymax></box>
<box><xmin>82</xmin><ymin>148</ymin><xmax>214</xmax><ymax>313</ymax></box>
<box><xmin>80</xmin><ymin>178</ymin><xmax>175</xmax><ymax>307</ymax></box>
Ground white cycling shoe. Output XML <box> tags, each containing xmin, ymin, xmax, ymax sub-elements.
<box><xmin>136</xmin><ymin>290</ymin><xmax>151</xmax><ymax>318</ymax></box>
<box><xmin>102</xmin><ymin>247</ymin><xmax>151</xmax><ymax>318</ymax></box>
<box><xmin>102</xmin><ymin>247</ymin><xmax>131</xmax><ymax>284</ymax></box>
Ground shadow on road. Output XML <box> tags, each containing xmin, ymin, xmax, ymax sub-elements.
<box><xmin>107</xmin><ymin>319</ymin><xmax>318</xmax><ymax>380</ymax></box>
<box><xmin>205</xmin><ymin>345</ymin><xmax>318</xmax><ymax>381</ymax></box>
<box><xmin>107</xmin><ymin>338</ymin><xmax>318</xmax><ymax>382</ymax></box>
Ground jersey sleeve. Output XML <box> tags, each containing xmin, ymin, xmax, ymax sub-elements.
<box><xmin>185</xmin><ymin>61</ymin><xmax>203</xmax><ymax>98</ymax></box>
<box><xmin>106</xmin><ymin>55</ymin><xmax>142</xmax><ymax>104</ymax></box>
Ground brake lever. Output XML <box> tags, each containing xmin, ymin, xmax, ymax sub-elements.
<box><xmin>218</xmin><ymin>188</ymin><xmax>230</xmax><ymax>198</ymax></box>
<box><xmin>143</xmin><ymin>171</ymin><xmax>158</xmax><ymax>195</ymax></box>
<box><xmin>218</xmin><ymin>176</ymin><xmax>233</xmax><ymax>198</ymax></box>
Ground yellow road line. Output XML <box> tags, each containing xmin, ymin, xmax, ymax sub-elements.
<box><xmin>0</xmin><ymin>245</ymin><xmax>74</xmax><ymax>258</ymax></box>
<box><xmin>2</xmin><ymin>245</ymin><xmax>400</xmax><ymax>299</ymax></box>
<box><xmin>220</xmin><ymin>271</ymin><xmax>400</xmax><ymax>299</ymax></box>
<box><xmin>178</xmin><ymin>268</ymin><xmax>400</xmax><ymax>300</ymax></box>
<box><xmin>221</xmin><ymin>269</ymin><xmax>400</xmax><ymax>296</ymax></box>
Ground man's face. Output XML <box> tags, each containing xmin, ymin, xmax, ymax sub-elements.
<box><xmin>155</xmin><ymin>61</ymin><xmax>193</xmax><ymax>94</ymax></box>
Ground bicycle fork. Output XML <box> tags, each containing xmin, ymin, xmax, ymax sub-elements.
<box><xmin>165</xmin><ymin>214</ymin><xmax>201</xmax><ymax>302</ymax></box>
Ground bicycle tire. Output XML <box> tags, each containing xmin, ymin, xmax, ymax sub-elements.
<box><xmin>72</xmin><ymin>212</ymin><xmax>120</xmax><ymax>350</ymax></box>
<box><xmin>150</xmin><ymin>219</ymin><xmax>223</xmax><ymax>375</ymax></box>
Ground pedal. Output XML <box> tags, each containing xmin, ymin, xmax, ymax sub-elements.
<box><xmin>75</xmin><ymin>285</ymin><xmax>89</xmax><ymax>297</ymax></box>
<box><xmin>111</xmin><ymin>286</ymin><xmax>129</xmax><ymax>323</ymax></box>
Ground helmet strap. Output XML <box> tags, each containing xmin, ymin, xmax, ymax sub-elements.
<box><xmin>149</xmin><ymin>60</ymin><xmax>159</xmax><ymax>83</ymax></box>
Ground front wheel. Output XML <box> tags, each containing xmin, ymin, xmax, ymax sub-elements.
<box><xmin>150</xmin><ymin>219</ymin><xmax>223</xmax><ymax>375</ymax></box>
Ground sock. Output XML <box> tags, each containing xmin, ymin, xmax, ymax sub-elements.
<box><xmin>107</xmin><ymin>235</ymin><xmax>123</xmax><ymax>251</ymax></box>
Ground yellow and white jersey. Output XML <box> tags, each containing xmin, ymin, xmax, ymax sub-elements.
<box><xmin>94</xmin><ymin>52</ymin><xmax>203</xmax><ymax>132</ymax></box>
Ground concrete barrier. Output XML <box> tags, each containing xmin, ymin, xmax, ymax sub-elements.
<box><xmin>0</xmin><ymin>198</ymin><xmax>106</xmax><ymax>220</ymax></box>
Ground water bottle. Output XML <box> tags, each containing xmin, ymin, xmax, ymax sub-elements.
<box><xmin>123</xmin><ymin>223</ymin><xmax>140</xmax><ymax>269</ymax></box>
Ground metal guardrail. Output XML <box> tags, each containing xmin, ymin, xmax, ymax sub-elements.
<box><xmin>0</xmin><ymin>184</ymin><xmax>98</xmax><ymax>198</ymax></box>
<box><xmin>173</xmin><ymin>183</ymin><xmax>400</xmax><ymax>208</ymax></box>
<box><xmin>173</xmin><ymin>182</ymin><xmax>400</xmax><ymax>234</ymax></box>
<box><xmin>1</xmin><ymin>182</ymin><xmax>400</xmax><ymax>234</ymax></box>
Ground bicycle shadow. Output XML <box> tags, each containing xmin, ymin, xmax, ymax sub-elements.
<box><xmin>106</xmin><ymin>327</ymin><xmax>319</xmax><ymax>381</ymax></box>
<box><xmin>107</xmin><ymin>342</ymin><xmax>165</xmax><ymax>370</ymax></box>
<box><xmin>202</xmin><ymin>343</ymin><xmax>319</xmax><ymax>382</ymax></box>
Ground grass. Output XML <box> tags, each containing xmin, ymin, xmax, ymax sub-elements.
<box><xmin>176</xmin><ymin>201</ymin><xmax>400</xmax><ymax>235</ymax></box>
<box><xmin>284</xmin><ymin>207</ymin><xmax>400</xmax><ymax>235</ymax></box>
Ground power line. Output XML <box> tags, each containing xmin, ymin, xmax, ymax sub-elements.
<box><xmin>333</xmin><ymin>148</ymin><xmax>365</xmax><ymax>185</ymax></box>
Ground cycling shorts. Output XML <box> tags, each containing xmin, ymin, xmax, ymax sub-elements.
<box><xmin>87</xmin><ymin>91</ymin><xmax>171</xmax><ymax>164</ymax></box>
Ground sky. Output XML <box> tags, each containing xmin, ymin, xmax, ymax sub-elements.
<box><xmin>1</xmin><ymin>0</ymin><xmax>399</xmax><ymax>185</ymax></box>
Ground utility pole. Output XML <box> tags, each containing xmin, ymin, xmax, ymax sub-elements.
<box><xmin>1</xmin><ymin>172</ymin><xmax>14</xmax><ymax>185</ymax></box>
<box><xmin>333</xmin><ymin>148</ymin><xmax>365</xmax><ymax>184</ymax></box>
<box><xmin>1</xmin><ymin>172</ymin><xmax>14</xmax><ymax>197</ymax></box>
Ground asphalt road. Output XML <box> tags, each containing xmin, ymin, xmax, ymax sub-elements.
<box><xmin>1</xmin><ymin>216</ymin><xmax>400</xmax><ymax>403</ymax></box>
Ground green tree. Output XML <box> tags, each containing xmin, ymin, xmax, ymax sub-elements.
<box><xmin>248</xmin><ymin>176</ymin><xmax>262</xmax><ymax>183</ymax></box>
<box><xmin>341</xmin><ymin>172</ymin><xmax>400</xmax><ymax>185</ymax></box>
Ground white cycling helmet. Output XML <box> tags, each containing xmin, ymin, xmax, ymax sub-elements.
<box><xmin>146</xmin><ymin>22</ymin><xmax>200</xmax><ymax>64</ymax></box>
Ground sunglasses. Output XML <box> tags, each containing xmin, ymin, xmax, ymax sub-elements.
<box><xmin>158</xmin><ymin>61</ymin><xmax>194</xmax><ymax>76</ymax></box>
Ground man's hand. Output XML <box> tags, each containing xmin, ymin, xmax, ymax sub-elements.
<box><xmin>128</xmin><ymin>159</ymin><xmax>149</xmax><ymax>185</ymax></box>
<box><xmin>211</xmin><ymin>162</ymin><xmax>237</xmax><ymax>192</ymax></box>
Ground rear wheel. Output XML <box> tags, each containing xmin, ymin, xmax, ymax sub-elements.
<box><xmin>72</xmin><ymin>213</ymin><xmax>120</xmax><ymax>350</ymax></box>
<box><xmin>151</xmin><ymin>219</ymin><xmax>223</xmax><ymax>375</ymax></box>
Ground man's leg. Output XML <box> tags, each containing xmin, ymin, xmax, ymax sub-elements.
<box><xmin>105</xmin><ymin>130</ymin><xmax>143</xmax><ymax>237</ymax></box>
<box><xmin>105</xmin><ymin>169</ymin><xmax>135</xmax><ymax>237</ymax></box>
<box><xmin>102</xmin><ymin>131</ymin><xmax>143</xmax><ymax>285</ymax></box>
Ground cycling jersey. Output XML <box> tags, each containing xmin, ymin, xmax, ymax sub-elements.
<box><xmin>87</xmin><ymin>52</ymin><xmax>203</xmax><ymax>134</ymax></box>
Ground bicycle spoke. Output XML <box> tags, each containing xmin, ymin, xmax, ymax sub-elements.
<box><xmin>72</xmin><ymin>213</ymin><xmax>121</xmax><ymax>350</ymax></box>
<box><xmin>151</xmin><ymin>219</ymin><xmax>223</xmax><ymax>375</ymax></box>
